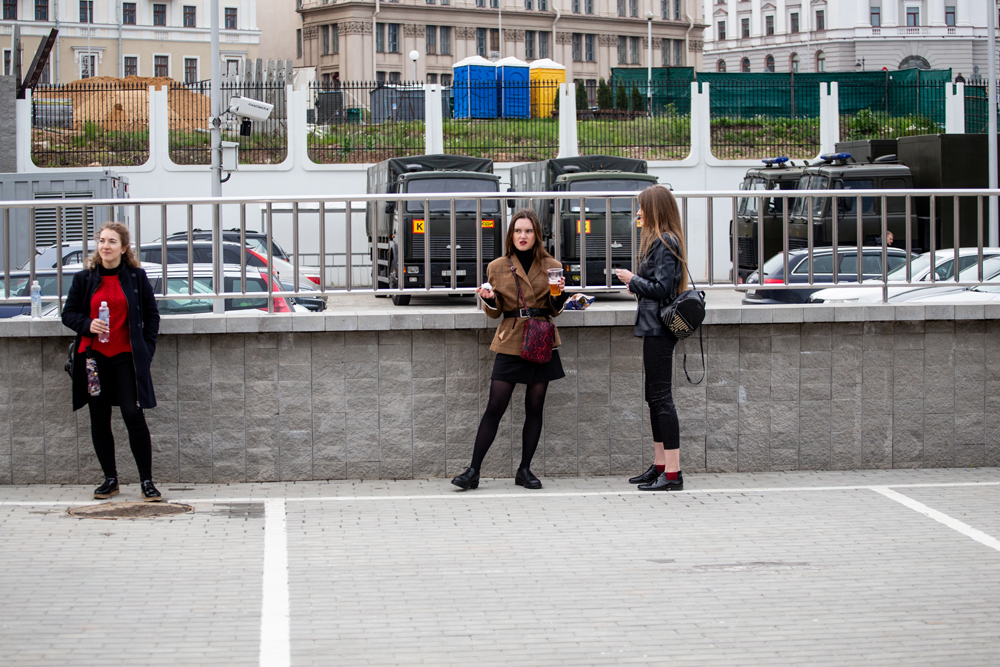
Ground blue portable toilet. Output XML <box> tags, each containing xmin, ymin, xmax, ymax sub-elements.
<box><xmin>495</xmin><ymin>57</ymin><xmax>530</xmax><ymax>119</ymax></box>
<box><xmin>453</xmin><ymin>56</ymin><xmax>497</xmax><ymax>119</ymax></box>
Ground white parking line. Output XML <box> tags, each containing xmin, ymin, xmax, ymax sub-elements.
<box><xmin>259</xmin><ymin>499</ymin><xmax>291</xmax><ymax>667</ymax></box>
<box><xmin>871</xmin><ymin>487</ymin><xmax>1000</xmax><ymax>554</ymax></box>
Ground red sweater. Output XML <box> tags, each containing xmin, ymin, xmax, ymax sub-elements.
<box><xmin>78</xmin><ymin>272</ymin><xmax>132</xmax><ymax>357</ymax></box>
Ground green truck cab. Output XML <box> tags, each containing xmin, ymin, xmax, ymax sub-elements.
<box><xmin>367</xmin><ymin>155</ymin><xmax>502</xmax><ymax>305</ymax></box>
<box><xmin>509</xmin><ymin>156</ymin><xmax>657</xmax><ymax>287</ymax></box>
<box><xmin>732</xmin><ymin>157</ymin><xmax>808</xmax><ymax>280</ymax></box>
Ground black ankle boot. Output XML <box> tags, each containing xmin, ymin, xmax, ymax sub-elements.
<box><xmin>93</xmin><ymin>477</ymin><xmax>119</xmax><ymax>499</ymax></box>
<box><xmin>629</xmin><ymin>464</ymin><xmax>659</xmax><ymax>485</ymax></box>
<box><xmin>451</xmin><ymin>467</ymin><xmax>480</xmax><ymax>490</ymax></box>
<box><xmin>515</xmin><ymin>467</ymin><xmax>542</xmax><ymax>490</ymax></box>
<box><xmin>140</xmin><ymin>480</ymin><xmax>163</xmax><ymax>502</ymax></box>
<box><xmin>638</xmin><ymin>470</ymin><xmax>683</xmax><ymax>492</ymax></box>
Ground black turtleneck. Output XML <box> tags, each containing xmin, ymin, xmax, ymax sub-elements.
<box><xmin>514</xmin><ymin>247</ymin><xmax>534</xmax><ymax>276</ymax></box>
<box><xmin>98</xmin><ymin>263</ymin><xmax>121</xmax><ymax>276</ymax></box>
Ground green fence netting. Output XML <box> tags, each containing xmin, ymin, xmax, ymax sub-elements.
<box><xmin>610</xmin><ymin>67</ymin><xmax>694</xmax><ymax>115</ymax></box>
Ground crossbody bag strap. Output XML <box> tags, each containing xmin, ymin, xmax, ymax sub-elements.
<box><xmin>509</xmin><ymin>258</ymin><xmax>529</xmax><ymax>313</ymax></box>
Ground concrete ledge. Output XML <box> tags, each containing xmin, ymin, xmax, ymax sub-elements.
<box><xmin>2</xmin><ymin>300</ymin><xmax>995</xmax><ymax>338</ymax></box>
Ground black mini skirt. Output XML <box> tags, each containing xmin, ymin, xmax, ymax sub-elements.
<box><xmin>491</xmin><ymin>350</ymin><xmax>565</xmax><ymax>385</ymax></box>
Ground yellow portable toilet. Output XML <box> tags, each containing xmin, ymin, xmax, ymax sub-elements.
<box><xmin>529</xmin><ymin>59</ymin><xmax>566</xmax><ymax>119</ymax></box>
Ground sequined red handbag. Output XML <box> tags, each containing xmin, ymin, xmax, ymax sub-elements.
<box><xmin>509</xmin><ymin>259</ymin><xmax>554</xmax><ymax>364</ymax></box>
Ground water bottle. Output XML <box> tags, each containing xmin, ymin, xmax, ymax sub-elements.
<box><xmin>98</xmin><ymin>301</ymin><xmax>110</xmax><ymax>344</ymax></box>
<box><xmin>30</xmin><ymin>281</ymin><xmax>41</xmax><ymax>319</ymax></box>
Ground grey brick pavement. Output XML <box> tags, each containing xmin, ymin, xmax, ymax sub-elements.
<box><xmin>0</xmin><ymin>468</ymin><xmax>998</xmax><ymax>666</ymax></box>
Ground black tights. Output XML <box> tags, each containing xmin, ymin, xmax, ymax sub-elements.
<box><xmin>470</xmin><ymin>380</ymin><xmax>549</xmax><ymax>471</ymax></box>
<box><xmin>87</xmin><ymin>352</ymin><xmax>153</xmax><ymax>481</ymax></box>
<box><xmin>644</xmin><ymin>335</ymin><xmax>680</xmax><ymax>450</ymax></box>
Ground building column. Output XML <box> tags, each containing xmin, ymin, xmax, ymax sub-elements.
<box><xmin>856</xmin><ymin>0</ymin><xmax>870</xmax><ymax>27</ymax></box>
<box><xmin>929</xmin><ymin>0</ymin><xmax>946</xmax><ymax>26</ymax></box>
<box><xmin>751</xmin><ymin>0</ymin><xmax>762</xmax><ymax>37</ymax></box>
<box><xmin>957</xmin><ymin>0</ymin><xmax>972</xmax><ymax>27</ymax></box>
<box><xmin>775</xmin><ymin>0</ymin><xmax>786</xmax><ymax>33</ymax></box>
<box><xmin>883</xmin><ymin>0</ymin><xmax>898</xmax><ymax>27</ymax></box>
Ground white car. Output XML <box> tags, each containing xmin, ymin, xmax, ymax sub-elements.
<box><xmin>906</xmin><ymin>282</ymin><xmax>1000</xmax><ymax>304</ymax></box>
<box><xmin>808</xmin><ymin>248</ymin><xmax>1000</xmax><ymax>304</ymax></box>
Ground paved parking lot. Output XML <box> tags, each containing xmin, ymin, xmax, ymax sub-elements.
<box><xmin>1</xmin><ymin>468</ymin><xmax>998</xmax><ymax>666</ymax></box>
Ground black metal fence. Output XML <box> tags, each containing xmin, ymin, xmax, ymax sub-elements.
<box><xmin>963</xmin><ymin>82</ymin><xmax>994</xmax><ymax>134</ymax></box>
<box><xmin>168</xmin><ymin>81</ymin><xmax>288</xmax><ymax>165</ymax></box>
<box><xmin>577</xmin><ymin>81</ymin><xmax>691</xmax><ymax>160</ymax></box>
<box><xmin>838</xmin><ymin>79</ymin><xmax>946</xmax><ymax>141</ymax></box>
<box><xmin>31</xmin><ymin>80</ymin><xmax>151</xmax><ymax>168</ymax></box>
<box><xmin>708</xmin><ymin>79</ymin><xmax>819</xmax><ymax>160</ymax></box>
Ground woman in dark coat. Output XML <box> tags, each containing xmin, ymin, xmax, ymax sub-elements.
<box><xmin>615</xmin><ymin>185</ymin><xmax>687</xmax><ymax>491</ymax></box>
<box><xmin>451</xmin><ymin>209</ymin><xmax>567</xmax><ymax>491</ymax></box>
<box><xmin>62</xmin><ymin>222</ymin><xmax>161</xmax><ymax>501</ymax></box>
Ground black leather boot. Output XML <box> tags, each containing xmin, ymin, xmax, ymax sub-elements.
<box><xmin>515</xmin><ymin>467</ymin><xmax>542</xmax><ymax>490</ymax></box>
<box><xmin>93</xmin><ymin>477</ymin><xmax>119</xmax><ymax>499</ymax></box>
<box><xmin>629</xmin><ymin>464</ymin><xmax>659</xmax><ymax>485</ymax></box>
<box><xmin>638</xmin><ymin>470</ymin><xmax>683</xmax><ymax>492</ymax></box>
<box><xmin>451</xmin><ymin>467</ymin><xmax>480</xmax><ymax>490</ymax></box>
<box><xmin>140</xmin><ymin>480</ymin><xmax>163</xmax><ymax>502</ymax></box>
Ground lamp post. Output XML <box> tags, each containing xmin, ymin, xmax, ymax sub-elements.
<box><xmin>645</xmin><ymin>11</ymin><xmax>654</xmax><ymax>116</ymax></box>
<box><xmin>409</xmin><ymin>50</ymin><xmax>419</xmax><ymax>83</ymax></box>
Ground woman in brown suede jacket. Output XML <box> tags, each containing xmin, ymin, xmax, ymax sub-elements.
<box><xmin>451</xmin><ymin>209</ymin><xmax>568</xmax><ymax>491</ymax></box>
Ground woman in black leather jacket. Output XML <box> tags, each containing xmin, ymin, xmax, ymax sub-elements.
<box><xmin>615</xmin><ymin>185</ymin><xmax>687</xmax><ymax>491</ymax></box>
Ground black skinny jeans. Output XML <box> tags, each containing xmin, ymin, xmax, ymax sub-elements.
<box><xmin>643</xmin><ymin>335</ymin><xmax>680</xmax><ymax>450</ymax></box>
<box><xmin>88</xmin><ymin>352</ymin><xmax>153</xmax><ymax>480</ymax></box>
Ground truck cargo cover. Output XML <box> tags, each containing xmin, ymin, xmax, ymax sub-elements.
<box><xmin>384</xmin><ymin>155</ymin><xmax>494</xmax><ymax>176</ymax></box>
<box><xmin>546</xmin><ymin>155</ymin><xmax>647</xmax><ymax>176</ymax></box>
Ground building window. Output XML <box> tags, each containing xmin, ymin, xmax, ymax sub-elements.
<box><xmin>296</xmin><ymin>29</ymin><xmax>302</xmax><ymax>58</ymax></box>
<box><xmin>661</xmin><ymin>38</ymin><xmax>672</xmax><ymax>66</ymax></box>
<box><xmin>123</xmin><ymin>2</ymin><xmax>135</xmax><ymax>24</ymax></box>
<box><xmin>489</xmin><ymin>28</ymin><xmax>499</xmax><ymax>54</ymax></box>
<box><xmin>3</xmin><ymin>0</ymin><xmax>15</xmax><ymax>19</ymax></box>
<box><xmin>629</xmin><ymin>36</ymin><xmax>639</xmax><ymax>64</ymax></box>
<box><xmin>332</xmin><ymin>24</ymin><xmax>339</xmax><ymax>54</ymax></box>
<box><xmin>945</xmin><ymin>6</ymin><xmax>956</xmax><ymax>26</ymax></box>
<box><xmin>585</xmin><ymin>0</ymin><xmax>593</xmax><ymax>14</ymax></box>
<box><xmin>184</xmin><ymin>58</ymin><xmax>198</xmax><ymax>84</ymax></box>
<box><xmin>476</xmin><ymin>28</ymin><xmax>486</xmax><ymax>57</ymax></box>
<box><xmin>816</xmin><ymin>51</ymin><xmax>825</xmax><ymax>72</ymax></box>
<box><xmin>790</xmin><ymin>52</ymin><xmax>799</xmax><ymax>72</ymax></box>
<box><xmin>440</xmin><ymin>26</ymin><xmax>451</xmax><ymax>55</ymax></box>
<box><xmin>906</xmin><ymin>7</ymin><xmax>919</xmax><ymax>27</ymax></box>
<box><xmin>154</xmin><ymin>55</ymin><xmax>168</xmax><ymax>78</ymax></box>
<box><xmin>389</xmin><ymin>72</ymin><xmax>400</xmax><ymax>84</ymax></box>
<box><xmin>870</xmin><ymin>7</ymin><xmax>880</xmax><ymax>27</ymax></box>
<box><xmin>573</xmin><ymin>33</ymin><xmax>583</xmax><ymax>62</ymax></box>
<box><xmin>673</xmin><ymin>39</ymin><xmax>682</xmax><ymax>66</ymax></box>
<box><xmin>717</xmin><ymin>60</ymin><xmax>726</xmax><ymax>73</ymax></box>
<box><xmin>426</xmin><ymin>25</ymin><xmax>437</xmax><ymax>55</ymax></box>
<box><xmin>80</xmin><ymin>53</ymin><xmax>96</xmax><ymax>78</ymax></box>
<box><xmin>539</xmin><ymin>0</ymin><xmax>547</xmax><ymax>10</ymax></box>
<box><xmin>441</xmin><ymin>0</ymin><xmax>449</xmax><ymax>5</ymax></box>
<box><xmin>572</xmin><ymin>0</ymin><xmax>579</xmax><ymax>12</ymax></box>
<box><xmin>617</xmin><ymin>0</ymin><xmax>625</xmax><ymax>17</ymax></box>
<box><xmin>765</xmin><ymin>15</ymin><xmax>774</xmax><ymax>35</ymax></box>
<box><xmin>741</xmin><ymin>57</ymin><xmax>750</xmax><ymax>73</ymax></box>
<box><xmin>377</xmin><ymin>71</ymin><xmax>386</xmax><ymax>83</ymax></box>
<box><xmin>124</xmin><ymin>56</ymin><xmax>137</xmax><ymax>76</ymax></box>
<box><xmin>475</xmin><ymin>0</ymin><xmax>484</xmax><ymax>5</ymax></box>
<box><xmin>441</xmin><ymin>73</ymin><xmax>451</xmax><ymax>86</ymax></box>
<box><xmin>674</xmin><ymin>0</ymin><xmax>680</xmax><ymax>20</ymax></box>
<box><xmin>153</xmin><ymin>3</ymin><xmax>166</xmax><ymax>26</ymax></box>
<box><xmin>525</xmin><ymin>0</ymin><xmax>531</xmax><ymax>9</ymax></box>
<box><xmin>525</xmin><ymin>30</ymin><xmax>536</xmax><ymax>59</ymax></box>
<box><xmin>616</xmin><ymin>35</ymin><xmax>626</xmax><ymax>64</ymax></box>
<box><xmin>388</xmin><ymin>23</ymin><xmax>399</xmax><ymax>53</ymax></box>
<box><xmin>322</xmin><ymin>25</ymin><xmax>329</xmax><ymax>54</ymax></box>
<box><xmin>764</xmin><ymin>55</ymin><xmax>774</xmax><ymax>72</ymax></box>
<box><xmin>789</xmin><ymin>12</ymin><xmax>799</xmax><ymax>33</ymax></box>
<box><xmin>79</xmin><ymin>0</ymin><xmax>92</xmax><ymax>22</ymax></box>
<box><xmin>427</xmin><ymin>73</ymin><xmax>437</xmax><ymax>83</ymax></box>
<box><xmin>815</xmin><ymin>10</ymin><xmax>824</xmax><ymax>30</ymax></box>
<box><xmin>585</xmin><ymin>34</ymin><xmax>595</xmax><ymax>62</ymax></box>
<box><xmin>35</xmin><ymin>0</ymin><xmax>48</xmax><ymax>20</ymax></box>
<box><xmin>490</xmin><ymin>0</ymin><xmax>498</xmax><ymax>7</ymax></box>
<box><xmin>3</xmin><ymin>49</ymin><xmax>10</xmax><ymax>76</ymax></box>
<box><xmin>741</xmin><ymin>18</ymin><xmax>750</xmax><ymax>38</ymax></box>
<box><xmin>717</xmin><ymin>21</ymin><xmax>725</xmax><ymax>40</ymax></box>
<box><xmin>538</xmin><ymin>31</ymin><xmax>549</xmax><ymax>58</ymax></box>
<box><xmin>629</xmin><ymin>0</ymin><xmax>637</xmax><ymax>17</ymax></box>
<box><xmin>224</xmin><ymin>7</ymin><xmax>237</xmax><ymax>29</ymax></box>
<box><xmin>376</xmin><ymin>23</ymin><xmax>385</xmax><ymax>52</ymax></box>
<box><xmin>183</xmin><ymin>5</ymin><xmax>196</xmax><ymax>27</ymax></box>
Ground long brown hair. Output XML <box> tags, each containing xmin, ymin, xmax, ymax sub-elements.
<box><xmin>637</xmin><ymin>185</ymin><xmax>687</xmax><ymax>292</ymax></box>
<box><xmin>504</xmin><ymin>208</ymin><xmax>552</xmax><ymax>263</ymax></box>
<box><xmin>86</xmin><ymin>221</ymin><xmax>140</xmax><ymax>270</ymax></box>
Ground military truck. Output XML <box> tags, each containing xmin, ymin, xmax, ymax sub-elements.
<box><xmin>509</xmin><ymin>156</ymin><xmax>658</xmax><ymax>287</ymax></box>
<box><xmin>731</xmin><ymin>157</ymin><xmax>808</xmax><ymax>280</ymax></box>
<box><xmin>367</xmin><ymin>155</ymin><xmax>502</xmax><ymax>305</ymax></box>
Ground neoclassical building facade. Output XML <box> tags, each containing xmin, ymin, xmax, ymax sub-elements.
<box><xmin>296</xmin><ymin>0</ymin><xmax>706</xmax><ymax>86</ymax></box>
<box><xmin>702</xmin><ymin>0</ymin><xmax>995</xmax><ymax>77</ymax></box>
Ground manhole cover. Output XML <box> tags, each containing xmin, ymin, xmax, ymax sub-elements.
<box><xmin>68</xmin><ymin>502</ymin><xmax>194</xmax><ymax>520</ymax></box>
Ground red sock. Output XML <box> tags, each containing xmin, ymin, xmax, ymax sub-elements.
<box><xmin>666</xmin><ymin>471</ymin><xmax>678</xmax><ymax>480</ymax></box>
<box><xmin>655</xmin><ymin>465</ymin><xmax>665</xmax><ymax>473</ymax></box>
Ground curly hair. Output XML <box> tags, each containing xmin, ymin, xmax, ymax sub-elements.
<box><xmin>85</xmin><ymin>222</ymin><xmax>140</xmax><ymax>270</ymax></box>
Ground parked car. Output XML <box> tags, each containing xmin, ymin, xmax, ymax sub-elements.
<box><xmin>166</xmin><ymin>229</ymin><xmax>322</xmax><ymax>285</ymax></box>
<box><xmin>885</xmin><ymin>257</ymin><xmax>1000</xmax><ymax>303</ymax></box>
<box><xmin>808</xmin><ymin>248</ymin><xmax>1000</xmax><ymax>303</ymax></box>
<box><xmin>143</xmin><ymin>264</ymin><xmax>299</xmax><ymax>314</ymax></box>
<box><xmin>905</xmin><ymin>281</ymin><xmax>1000</xmax><ymax>304</ymax></box>
<box><xmin>0</xmin><ymin>267</ymin><xmax>78</xmax><ymax>317</ymax></box>
<box><xmin>20</xmin><ymin>242</ymin><xmax>87</xmax><ymax>269</ymax></box>
<box><xmin>743</xmin><ymin>247</ymin><xmax>909</xmax><ymax>304</ymax></box>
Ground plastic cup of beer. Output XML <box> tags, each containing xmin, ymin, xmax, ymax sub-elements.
<box><xmin>547</xmin><ymin>268</ymin><xmax>563</xmax><ymax>296</ymax></box>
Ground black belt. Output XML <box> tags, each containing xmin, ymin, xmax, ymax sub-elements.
<box><xmin>503</xmin><ymin>308</ymin><xmax>552</xmax><ymax>319</ymax></box>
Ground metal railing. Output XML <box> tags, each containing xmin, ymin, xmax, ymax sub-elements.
<box><xmin>1</xmin><ymin>189</ymin><xmax>998</xmax><ymax>314</ymax></box>
<box><xmin>578</xmin><ymin>81</ymin><xmax>691</xmax><ymax>160</ymax></box>
<box><xmin>708</xmin><ymin>79</ymin><xmax>820</xmax><ymax>160</ymax></box>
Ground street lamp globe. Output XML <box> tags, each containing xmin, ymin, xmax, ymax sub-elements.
<box><xmin>409</xmin><ymin>50</ymin><xmax>420</xmax><ymax>82</ymax></box>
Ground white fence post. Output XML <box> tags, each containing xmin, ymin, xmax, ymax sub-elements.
<box><xmin>424</xmin><ymin>84</ymin><xmax>444</xmax><ymax>155</ymax></box>
<box><xmin>945</xmin><ymin>82</ymin><xmax>966</xmax><ymax>134</ymax></box>
<box><xmin>819</xmin><ymin>81</ymin><xmax>840</xmax><ymax>155</ymax></box>
<box><xmin>557</xmin><ymin>82</ymin><xmax>578</xmax><ymax>158</ymax></box>
<box><xmin>690</xmin><ymin>80</ymin><xmax>711</xmax><ymax>163</ymax></box>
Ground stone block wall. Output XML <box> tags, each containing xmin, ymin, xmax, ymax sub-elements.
<box><xmin>1</xmin><ymin>320</ymin><xmax>997</xmax><ymax>485</ymax></box>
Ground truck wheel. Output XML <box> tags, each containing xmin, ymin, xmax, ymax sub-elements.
<box><xmin>392</xmin><ymin>294</ymin><xmax>411</xmax><ymax>306</ymax></box>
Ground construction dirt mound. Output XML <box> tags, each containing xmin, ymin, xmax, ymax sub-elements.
<box><xmin>34</xmin><ymin>76</ymin><xmax>211</xmax><ymax>132</ymax></box>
